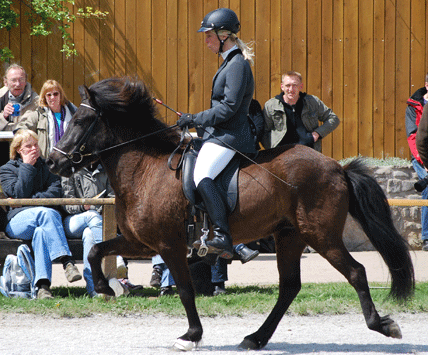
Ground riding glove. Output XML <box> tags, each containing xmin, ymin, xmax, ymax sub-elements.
<box><xmin>177</xmin><ymin>113</ymin><xmax>195</xmax><ymax>129</ymax></box>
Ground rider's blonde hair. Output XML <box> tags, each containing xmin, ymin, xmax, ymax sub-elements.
<box><xmin>218</xmin><ymin>30</ymin><xmax>255</xmax><ymax>66</ymax></box>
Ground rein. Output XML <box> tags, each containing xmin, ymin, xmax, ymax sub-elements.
<box><xmin>54</xmin><ymin>100</ymin><xmax>296</xmax><ymax>190</ymax></box>
<box><xmin>53</xmin><ymin>102</ymin><xmax>180</xmax><ymax>164</ymax></box>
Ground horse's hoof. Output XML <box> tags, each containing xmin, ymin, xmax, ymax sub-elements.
<box><xmin>108</xmin><ymin>278</ymin><xmax>130</xmax><ymax>297</ymax></box>
<box><xmin>95</xmin><ymin>283</ymin><xmax>115</xmax><ymax>297</ymax></box>
<box><xmin>378</xmin><ymin>315</ymin><xmax>402</xmax><ymax>339</ymax></box>
<box><xmin>388</xmin><ymin>322</ymin><xmax>402</xmax><ymax>339</ymax></box>
<box><xmin>238</xmin><ymin>337</ymin><xmax>260</xmax><ymax>350</ymax></box>
<box><xmin>172</xmin><ymin>338</ymin><xmax>195</xmax><ymax>351</ymax></box>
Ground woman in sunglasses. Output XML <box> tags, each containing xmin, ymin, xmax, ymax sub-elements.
<box><xmin>16</xmin><ymin>80</ymin><xmax>77</xmax><ymax>159</ymax></box>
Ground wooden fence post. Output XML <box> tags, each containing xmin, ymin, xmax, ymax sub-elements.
<box><xmin>102</xmin><ymin>204</ymin><xmax>117</xmax><ymax>278</ymax></box>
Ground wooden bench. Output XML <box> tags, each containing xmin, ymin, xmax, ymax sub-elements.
<box><xmin>0</xmin><ymin>198</ymin><xmax>118</xmax><ymax>277</ymax></box>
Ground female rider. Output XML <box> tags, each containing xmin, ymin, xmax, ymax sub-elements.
<box><xmin>177</xmin><ymin>8</ymin><xmax>255</xmax><ymax>259</ymax></box>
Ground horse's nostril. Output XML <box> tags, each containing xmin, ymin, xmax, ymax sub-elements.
<box><xmin>46</xmin><ymin>158</ymin><xmax>54</xmax><ymax>169</ymax></box>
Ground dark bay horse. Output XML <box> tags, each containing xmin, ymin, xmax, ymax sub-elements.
<box><xmin>47</xmin><ymin>77</ymin><xmax>414</xmax><ymax>351</ymax></box>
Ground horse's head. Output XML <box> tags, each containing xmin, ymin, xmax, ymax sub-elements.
<box><xmin>47</xmin><ymin>84</ymin><xmax>112</xmax><ymax>177</ymax></box>
<box><xmin>47</xmin><ymin>76</ymin><xmax>182</xmax><ymax>177</ymax></box>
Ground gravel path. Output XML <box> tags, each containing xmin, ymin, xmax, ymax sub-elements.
<box><xmin>0</xmin><ymin>312</ymin><xmax>427</xmax><ymax>354</ymax></box>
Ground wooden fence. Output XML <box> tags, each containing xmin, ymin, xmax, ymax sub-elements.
<box><xmin>1</xmin><ymin>0</ymin><xmax>428</xmax><ymax>161</ymax></box>
<box><xmin>0</xmin><ymin>198</ymin><xmax>117</xmax><ymax>274</ymax></box>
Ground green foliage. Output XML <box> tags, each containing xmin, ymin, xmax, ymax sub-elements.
<box><xmin>0</xmin><ymin>0</ymin><xmax>109</xmax><ymax>61</ymax></box>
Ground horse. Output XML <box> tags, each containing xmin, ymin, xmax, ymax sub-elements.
<box><xmin>47</xmin><ymin>76</ymin><xmax>414</xmax><ymax>351</ymax></box>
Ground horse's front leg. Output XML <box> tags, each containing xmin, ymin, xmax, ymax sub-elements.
<box><xmin>88</xmin><ymin>234</ymin><xmax>153</xmax><ymax>296</ymax></box>
<box><xmin>161</xmin><ymin>248</ymin><xmax>203</xmax><ymax>350</ymax></box>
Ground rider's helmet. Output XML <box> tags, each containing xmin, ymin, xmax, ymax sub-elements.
<box><xmin>197</xmin><ymin>8</ymin><xmax>240</xmax><ymax>34</ymax></box>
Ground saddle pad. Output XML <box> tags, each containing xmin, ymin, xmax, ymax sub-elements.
<box><xmin>182</xmin><ymin>149</ymin><xmax>239</xmax><ymax>214</ymax></box>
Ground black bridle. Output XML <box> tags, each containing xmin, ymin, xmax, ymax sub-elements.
<box><xmin>52</xmin><ymin>103</ymin><xmax>101</xmax><ymax>164</ymax></box>
<box><xmin>52</xmin><ymin>102</ymin><xmax>180</xmax><ymax>165</ymax></box>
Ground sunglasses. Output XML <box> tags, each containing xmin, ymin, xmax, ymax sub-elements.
<box><xmin>46</xmin><ymin>91</ymin><xmax>60</xmax><ymax>98</ymax></box>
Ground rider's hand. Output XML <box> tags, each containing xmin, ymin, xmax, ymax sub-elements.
<box><xmin>177</xmin><ymin>113</ymin><xmax>195</xmax><ymax>129</ymax></box>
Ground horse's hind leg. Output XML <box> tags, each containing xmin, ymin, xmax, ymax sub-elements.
<box><xmin>317</xmin><ymin>243</ymin><xmax>402</xmax><ymax>339</ymax></box>
<box><xmin>240</xmin><ymin>228</ymin><xmax>306</xmax><ymax>350</ymax></box>
<box><xmin>88</xmin><ymin>234</ymin><xmax>153</xmax><ymax>296</ymax></box>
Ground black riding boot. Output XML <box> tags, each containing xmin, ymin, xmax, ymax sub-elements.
<box><xmin>197</xmin><ymin>177</ymin><xmax>234</xmax><ymax>259</ymax></box>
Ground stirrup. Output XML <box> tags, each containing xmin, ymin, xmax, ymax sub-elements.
<box><xmin>193</xmin><ymin>227</ymin><xmax>210</xmax><ymax>257</ymax></box>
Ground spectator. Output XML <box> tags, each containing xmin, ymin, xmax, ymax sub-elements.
<box><xmin>61</xmin><ymin>163</ymin><xmax>140</xmax><ymax>296</ymax></box>
<box><xmin>61</xmin><ymin>163</ymin><xmax>113</xmax><ymax>297</ymax></box>
<box><xmin>0</xmin><ymin>129</ymin><xmax>82</xmax><ymax>299</ymax></box>
<box><xmin>0</xmin><ymin>64</ymin><xmax>39</xmax><ymax>166</ymax></box>
<box><xmin>262</xmin><ymin>71</ymin><xmax>340</xmax><ymax>152</ymax></box>
<box><xmin>16</xmin><ymin>79</ymin><xmax>76</xmax><ymax>159</ymax></box>
<box><xmin>406</xmin><ymin>73</ymin><xmax>428</xmax><ymax>252</ymax></box>
<box><xmin>0</xmin><ymin>64</ymin><xmax>39</xmax><ymax>131</ymax></box>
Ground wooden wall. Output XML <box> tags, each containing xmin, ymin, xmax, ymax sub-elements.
<box><xmin>1</xmin><ymin>0</ymin><xmax>428</xmax><ymax>160</ymax></box>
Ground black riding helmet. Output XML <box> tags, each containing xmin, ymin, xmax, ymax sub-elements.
<box><xmin>198</xmin><ymin>8</ymin><xmax>240</xmax><ymax>34</ymax></box>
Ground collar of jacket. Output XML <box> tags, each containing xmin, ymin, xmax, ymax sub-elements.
<box><xmin>224</xmin><ymin>48</ymin><xmax>242</xmax><ymax>62</ymax></box>
<box><xmin>410</xmin><ymin>87</ymin><xmax>427</xmax><ymax>105</ymax></box>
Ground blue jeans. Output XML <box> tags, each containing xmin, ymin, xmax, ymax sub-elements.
<box><xmin>63</xmin><ymin>210</ymin><xmax>103</xmax><ymax>294</ymax></box>
<box><xmin>411</xmin><ymin>159</ymin><xmax>428</xmax><ymax>241</ymax></box>
<box><xmin>5</xmin><ymin>207</ymin><xmax>72</xmax><ymax>285</ymax></box>
<box><xmin>152</xmin><ymin>255</ymin><xmax>175</xmax><ymax>287</ymax></box>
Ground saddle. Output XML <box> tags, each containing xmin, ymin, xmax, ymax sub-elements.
<box><xmin>179</xmin><ymin>138</ymin><xmax>240</xmax><ymax>261</ymax></box>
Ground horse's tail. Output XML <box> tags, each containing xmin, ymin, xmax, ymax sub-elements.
<box><xmin>344</xmin><ymin>158</ymin><xmax>415</xmax><ymax>301</ymax></box>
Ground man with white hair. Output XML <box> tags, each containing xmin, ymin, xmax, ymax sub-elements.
<box><xmin>0</xmin><ymin>64</ymin><xmax>39</xmax><ymax>131</ymax></box>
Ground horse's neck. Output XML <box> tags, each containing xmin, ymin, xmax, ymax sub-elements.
<box><xmin>101</xmin><ymin>148</ymin><xmax>165</xmax><ymax>198</ymax></box>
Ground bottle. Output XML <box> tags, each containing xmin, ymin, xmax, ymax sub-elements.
<box><xmin>11</xmin><ymin>103</ymin><xmax>21</xmax><ymax>117</ymax></box>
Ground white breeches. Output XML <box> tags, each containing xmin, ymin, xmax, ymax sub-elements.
<box><xmin>193</xmin><ymin>142</ymin><xmax>236</xmax><ymax>187</ymax></box>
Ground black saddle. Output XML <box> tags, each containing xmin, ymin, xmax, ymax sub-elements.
<box><xmin>181</xmin><ymin>138</ymin><xmax>240</xmax><ymax>214</ymax></box>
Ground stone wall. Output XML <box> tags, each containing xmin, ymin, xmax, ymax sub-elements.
<box><xmin>343</xmin><ymin>164</ymin><xmax>424</xmax><ymax>251</ymax></box>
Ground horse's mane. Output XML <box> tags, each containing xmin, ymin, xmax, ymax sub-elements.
<box><xmin>88</xmin><ymin>76</ymin><xmax>182</xmax><ymax>153</ymax></box>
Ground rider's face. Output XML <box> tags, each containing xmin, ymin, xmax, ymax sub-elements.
<box><xmin>205</xmin><ymin>31</ymin><xmax>220</xmax><ymax>54</ymax></box>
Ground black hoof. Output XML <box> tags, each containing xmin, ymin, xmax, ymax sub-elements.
<box><xmin>95</xmin><ymin>283</ymin><xmax>115</xmax><ymax>296</ymax></box>
<box><xmin>238</xmin><ymin>335</ymin><xmax>265</xmax><ymax>350</ymax></box>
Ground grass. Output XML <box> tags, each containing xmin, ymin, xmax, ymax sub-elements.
<box><xmin>1</xmin><ymin>282</ymin><xmax>427</xmax><ymax>318</ymax></box>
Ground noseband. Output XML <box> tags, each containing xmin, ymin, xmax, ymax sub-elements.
<box><xmin>52</xmin><ymin>102</ymin><xmax>101</xmax><ymax>164</ymax></box>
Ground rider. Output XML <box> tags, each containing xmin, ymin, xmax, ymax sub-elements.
<box><xmin>177</xmin><ymin>8</ymin><xmax>256</xmax><ymax>259</ymax></box>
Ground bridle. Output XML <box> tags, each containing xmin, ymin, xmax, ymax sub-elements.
<box><xmin>52</xmin><ymin>103</ymin><xmax>101</xmax><ymax>164</ymax></box>
<box><xmin>52</xmin><ymin>102</ymin><xmax>180</xmax><ymax>165</ymax></box>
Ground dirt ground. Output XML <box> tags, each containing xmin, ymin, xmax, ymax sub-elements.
<box><xmin>0</xmin><ymin>312</ymin><xmax>427</xmax><ymax>354</ymax></box>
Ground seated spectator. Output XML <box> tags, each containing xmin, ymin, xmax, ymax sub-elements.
<box><xmin>0</xmin><ymin>129</ymin><xmax>82</xmax><ymax>299</ymax></box>
<box><xmin>262</xmin><ymin>70</ymin><xmax>340</xmax><ymax>152</ymax></box>
<box><xmin>61</xmin><ymin>163</ymin><xmax>140</xmax><ymax>296</ymax></box>
<box><xmin>0</xmin><ymin>64</ymin><xmax>39</xmax><ymax>131</ymax></box>
<box><xmin>16</xmin><ymin>79</ymin><xmax>76</xmax><ymax>159</ymax></box>
<box><xmin>0</xmin><ymin>64</ymin><xmax>39</xmax><ymax>166</ymax></box>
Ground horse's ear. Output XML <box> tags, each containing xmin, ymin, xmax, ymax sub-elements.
<box><xmin>78</xmin><ymin>85</ymin><xmax>90</xmax><ymax>101</ymax></box>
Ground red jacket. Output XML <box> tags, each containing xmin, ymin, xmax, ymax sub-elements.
<box><xmin>405</xmin><ymin>87</ymin><xmax>427</xmax><ymax>165</ymax></box>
